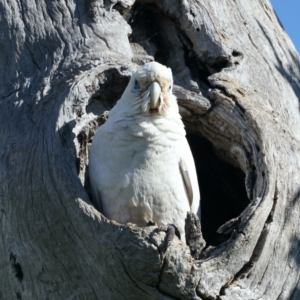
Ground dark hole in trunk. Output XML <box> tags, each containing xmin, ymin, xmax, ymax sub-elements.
<box><xmin>186</xmin><ymin>134</ymin><xmax>250</xmax><ymax>246</ymax></box>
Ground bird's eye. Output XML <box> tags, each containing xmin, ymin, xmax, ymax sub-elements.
<box><xmin>131</xmin><ymin>79</ymin><xmax>140</xmax><ymax>93</ymax></box>
<box><xmin>168</xmin><ymin>85</ymin><xmax>172</xmax><ymax>91</ymax></box>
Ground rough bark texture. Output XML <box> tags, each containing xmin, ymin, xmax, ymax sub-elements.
<box><xmin>1</xmin><ymin>0</ymin><xmax>300</xmax><ymax>299</ymax></box>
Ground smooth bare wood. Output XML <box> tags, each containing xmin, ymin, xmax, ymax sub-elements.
<box><xmin>1</xmin><ymin>0</ymin><xmax>300</xmax><ymax>299</ymax></box>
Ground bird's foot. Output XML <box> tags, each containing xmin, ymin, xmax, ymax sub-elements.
<box><xmin>158</xmin><ymin>224</ymin><xmax>181</xmax><ymax>255</ymax></box>
<box><xmin>146</xmin><ymin>220</ymin><xmax>157</xmax><ymax>227</ymax></box>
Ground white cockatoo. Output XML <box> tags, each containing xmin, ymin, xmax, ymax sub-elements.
<box><xmin>89</xmin><ymin>62</ymin><xmax>200</xmax><ymax>242</ymax></box>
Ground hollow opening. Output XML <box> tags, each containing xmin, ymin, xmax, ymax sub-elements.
<box><xmin>81</xmin><ymin>79</ymin><xmax>250</xmax><ymax>248</ymax></box>
<box><xmin>186</xmin><ymin>134</ymin><xmax>250</xmax><ymax>246</ymax></box>
<box><xmin>128</xmin><ymin>2</ymin><xmax>171</xmax><ymax>66</ymax></box>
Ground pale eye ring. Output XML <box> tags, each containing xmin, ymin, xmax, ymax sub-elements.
<box><xmin>131</xmin><ymin>79</ymin><xmax>140</xmax><ymax>93</ymax></box>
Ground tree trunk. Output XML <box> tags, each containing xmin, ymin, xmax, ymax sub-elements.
<box><xmin>1</xmin><ymin>0</ymin><xmax>300</xmax><ymax>299</ymax></box>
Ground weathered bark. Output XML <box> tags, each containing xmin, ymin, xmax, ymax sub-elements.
<box><xmin>1</xmin><ymin>0</ymin><xmax>300</xmax><ymax>299</ymax></box>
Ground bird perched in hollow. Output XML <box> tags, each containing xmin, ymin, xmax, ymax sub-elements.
<box><xmin>89</xmin><ymin>61</ymin><xmax>200</xmax><ymax>242</ymax></box>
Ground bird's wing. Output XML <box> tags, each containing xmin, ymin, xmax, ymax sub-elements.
<box><xmin>179</xmin><ymin>157</ymin><xmax>193</xmax><ymax>208</ymax></box>
<box><xmin>179</xmin><ymin>138</ymin><xmax>200</xmax><ymax>215</ymax></box>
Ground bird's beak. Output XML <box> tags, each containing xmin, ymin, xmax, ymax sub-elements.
<box><xmin>148</xmin><ymin>81</ymin><xmax>161</xmax><ymax>112</ymax></box>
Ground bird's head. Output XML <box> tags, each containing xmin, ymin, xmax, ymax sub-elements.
<box><xmin>118</xmin><ymin>62</ymin><xmax>177</xmax><ymax>117</ymax></box>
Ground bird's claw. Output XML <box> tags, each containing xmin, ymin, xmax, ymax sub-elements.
<box><xmin>146</xmin><ymin>220</ymin><xmax>157</xmax><ymax>227</ymax></box>
<box><xmin>158</xmin><ymin>223</ymin><xmax>180</xmax><ymax>256</ymax></box>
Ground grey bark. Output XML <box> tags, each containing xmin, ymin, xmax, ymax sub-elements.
<box><xmin>1</xmin><ymin>0</ymin><xmax>300</xmax><ymax>299</ymax></box>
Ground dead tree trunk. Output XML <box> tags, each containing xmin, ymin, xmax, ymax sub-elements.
<box><xmin>1</xmin><ymin>0</ymin><xmax>300</xmax><ymax>299</ymax></box>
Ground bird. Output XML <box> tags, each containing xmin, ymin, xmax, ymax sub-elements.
<box><xmin>89</xmin><ymin>61</ymin><xmax>200</xmax><ymax>242</ymax></box>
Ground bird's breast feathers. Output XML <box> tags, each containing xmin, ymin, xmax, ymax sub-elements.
<box><xmin>90</xmin><ymin>113</ymin><xmax>195</xmax><ymax>227</ymax></box>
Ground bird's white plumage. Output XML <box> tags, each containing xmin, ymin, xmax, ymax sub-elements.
<box><xmin>89</xmin><ymin>62</ymin><xmax>200</xmax><ymax>241</ymax></box>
